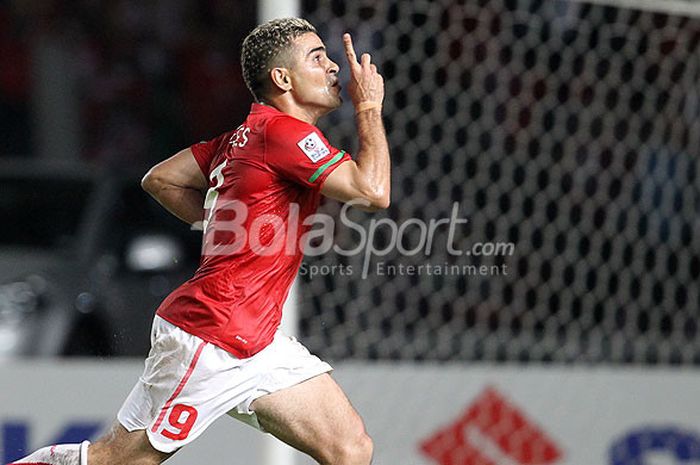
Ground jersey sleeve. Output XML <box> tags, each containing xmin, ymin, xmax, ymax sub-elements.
<box><xmin>264</xmin><ymin>116</ymin><xmax>351</xmax><ymax>190</ymax></box>
<box><xmin>189</xmin><ymin>133</ymin><xmax>228</xmax><ymax>177</ymax></box>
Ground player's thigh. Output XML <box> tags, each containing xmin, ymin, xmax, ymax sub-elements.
<box><xmin>89</xmin><ymin>421</ymin><xmax>173</xmax><ymax>465</ymax></box>
<box><xmin>250</xmin><ymin>373</ymin><xmax>370</xmax><ymax>460</ymax></box>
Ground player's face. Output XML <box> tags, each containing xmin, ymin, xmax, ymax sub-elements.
<box><xmin>287</xmin><ymin>32</ymin><xmax>342</xmax><ymax>112</ymax></box>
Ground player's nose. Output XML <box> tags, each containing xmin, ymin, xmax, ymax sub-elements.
<box><xmin>328</xmin><ymin>58</ymin><xmax>339</xmax><ymax>75</ymax></box>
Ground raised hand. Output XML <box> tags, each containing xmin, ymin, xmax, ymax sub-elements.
<box><xmin>343</xmin><ymin>33</ymin><xmax>384</xmax><ymax>111</ymax></box>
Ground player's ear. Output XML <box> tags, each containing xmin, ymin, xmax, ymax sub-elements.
<box><xmin>270</xmin><ymin>67</ymin><xmax>292</xmax><ymax>92</ymax></box>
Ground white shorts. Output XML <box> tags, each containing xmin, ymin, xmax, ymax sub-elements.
<box><xmin>117</xmin><ymin>316</ymin><xmax>332</xmax><ymax>453</ymax></box>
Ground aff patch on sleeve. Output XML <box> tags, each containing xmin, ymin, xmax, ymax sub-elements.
<box><xmin>297</xmin><ymin>132</ymin><xmax>330</xmax><ymax>163</ymax></box>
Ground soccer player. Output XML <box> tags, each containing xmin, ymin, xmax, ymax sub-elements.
<box><xmin>10</xmin><ymin>17</ymin><xmax>388</xmax><ymax>465</ymax></box>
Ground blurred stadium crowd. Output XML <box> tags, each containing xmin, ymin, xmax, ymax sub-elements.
<box><xmin>0</xmin><ymin>0</ymin><xmax>256</xmax><ymax>166</ymax></box>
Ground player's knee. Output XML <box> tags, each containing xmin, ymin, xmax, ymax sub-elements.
<box><xmin>356</xmin><ymin>432</ymin><xmax>374</xmax><ymax>463</ymax></box>
<box><xmin>331</xmin><ymin>429</ymin><xmax>373</xmax><ymax>465</ymax></box>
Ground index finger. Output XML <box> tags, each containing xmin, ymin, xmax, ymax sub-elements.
<box><xmin>343</xmin><ymin>33</ymin><xmax>360</xmax><ymax>68</ymax></box>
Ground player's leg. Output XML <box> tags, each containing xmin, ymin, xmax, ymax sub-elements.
<box><xmin>250</xmin><ymin>373</ymin><xmax>373</xmax><ymax>465</ymax></box>
<box><xmin>87</xmin><ymin>422</ymin><xmax>172</xmax><ymax>465</ymax></box>
<box><xmin>9</xmin><ymin>418</ymin><xmax>172</xmax><ymax>465</ymax></box>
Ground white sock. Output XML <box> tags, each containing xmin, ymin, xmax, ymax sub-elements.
<box><xmin>80</xmin><ymin>441</ymin><xmax>90</xmax><ymax>465</ymax></box>
<box><xmin>10</xmin><ymin>441</ymin><xmax>90</xmax><ymax>465</ymax></box>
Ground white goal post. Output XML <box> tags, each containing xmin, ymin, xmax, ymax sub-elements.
<box><xmin>258</xmin><ymin>2</ymin><xmax>302</xmax><ymax>464</ymax></box>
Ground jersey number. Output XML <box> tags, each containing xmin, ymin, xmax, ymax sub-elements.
<box><xmin>160</xmin><ymin>404</ymin><xmax>198</xmax><ymax>440</ymax></box>
<box><xmin>202</xmin><ymin>159</ymin><xmax>227</xmax><ymax>232</ymax></box>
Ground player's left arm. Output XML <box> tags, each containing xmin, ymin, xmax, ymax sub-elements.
<box><xmin>141</xmin><ymin>148</ymin><xmax>208</xmax><ymax>226</ymax></box>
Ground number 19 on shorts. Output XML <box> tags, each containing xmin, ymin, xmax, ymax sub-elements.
<box><xmin>157</xmin><ymin>404</ymin><xmax>198</xmax><ymax>440</ymax></box>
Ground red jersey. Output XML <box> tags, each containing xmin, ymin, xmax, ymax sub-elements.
<box><xmin>156</xmin><ymin>103</ymin><xmax>350</xmax><ymax>358</ymax></box>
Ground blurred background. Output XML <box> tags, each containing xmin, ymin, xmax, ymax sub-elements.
<box><xmin>1</xmin><ymin>0</ymin><xmax>253</xmax><ymax>164</ymax></box>
<box><xmin>2</xmin><ymin>0</ymin><xmax>700</xmax><ymax>464</ymax></box>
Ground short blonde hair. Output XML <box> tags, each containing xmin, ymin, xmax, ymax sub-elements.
<box><xmin>241</xmin><ymin>17</ymin><xmax>317</xmax><ymax>102</ymax></box>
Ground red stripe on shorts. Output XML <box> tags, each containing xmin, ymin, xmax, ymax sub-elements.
<box><xmin>150</xmin><ymin>340</ymin><xmax>207</xmax><ymax>433</ymax></box>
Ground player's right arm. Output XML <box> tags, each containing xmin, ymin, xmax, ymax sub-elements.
<box><xmin>141</xmin><ymin>148</ymin><xmax>208</xmax><ymax>226</ymax></box>
<box><xmin>320</xmin><ymin>33</ymin><xmax>390</xmax><ymax>211</ymax></box>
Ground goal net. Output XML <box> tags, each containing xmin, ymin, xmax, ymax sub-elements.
<box><xmin>297</xmin><ymin>0</ymin><xmax>700</xmax><ymax>364</ymax></box>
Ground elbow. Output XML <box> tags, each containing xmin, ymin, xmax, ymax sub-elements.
<box><xmin>373</xmin><ymin>194</ymin><xmax>391</xmax><ymax>210</ymax></box>
<box><xmin>366</xmin><ymin>188</ymin><xmax>391</xmax><ymax>210</ymax></box>
<box><xmin>348</xmin><ymin>191</ymin><xmax>389</xmax><ymax>212</ymax></box>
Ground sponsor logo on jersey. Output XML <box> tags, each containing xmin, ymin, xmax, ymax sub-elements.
<box><xmin>297</xmin><ymin>132</ymin><xmax>330</xmax><ymax>162</ymax></box>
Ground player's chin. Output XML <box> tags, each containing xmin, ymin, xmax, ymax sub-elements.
<box><xmin>326</xmin><ymin>96</ymin><xmax>343</xmax><ymax>112</ymax></box>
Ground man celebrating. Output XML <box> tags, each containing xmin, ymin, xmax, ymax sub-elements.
<box><xmin>11</xmin><ymin>17</ymin><xmax>389</xmax><ymax>465</ymax></box>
